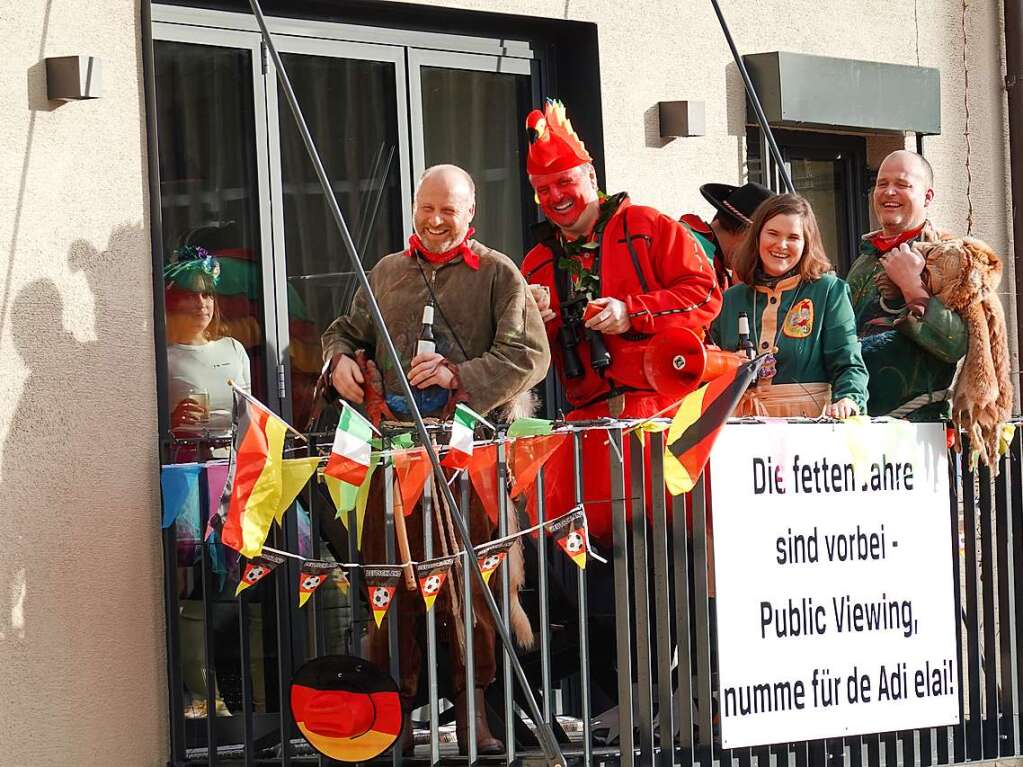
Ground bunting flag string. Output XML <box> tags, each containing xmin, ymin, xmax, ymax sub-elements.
<box><xmin>415</xmin><ymin>555</ymin><xmax>458</xmax><ymax>612</ymax></box>
<box><xmin>236</xmin><ymin>550</ymin><xmax>287</xmax><ymax>596</ymax></box>
<box><xmin>364</xmin><ymin>566</ymin><xmax>403</xmax><ymax>627</ymax></box>
<box><xmin>243</xmin><ymin>507</ymin><xmax>589</xmax><ymax>618</ymax></box>
<box><xmin>298</xmin><ymin>560</ymin><xmax>337</xmax><ymax>607</ymax></box>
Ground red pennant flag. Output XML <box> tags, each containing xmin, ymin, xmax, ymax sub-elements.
<box><xmin>364</xmin><ymin>566</ymin><xmax>403</xmax><ymax>627</ymax></box>
<box><xmin>475</xmin><ymin>539</ymin><xmax>513</xmax><ymax>585</ymax></box>
<box><xmin>414</xmin><ymin>554</ymin><xmax>457</xmax><ymax>612</ymax></box>
<box><xmin>467</xmin><ymin>443</ymin><xmax>501</xmax><ymax>525</ymax></box>
<box><xmin>298</xmin><ymin>560</ymin><xmax>336</xmax><ymax>607</ymax></box>
<box><xmin>393</xmin><ymin>448</ymin><xmax>432</xmax><ymax>518</ymax></box>
<box><xmin>235</xmin><ymin>551</ymin><xmax>287</xmax><ymax>596</ymax></box>
<box><xmin>509</xmin><ymin>434</ymin><xmax>569</xmax><ymax>499</ymax></box>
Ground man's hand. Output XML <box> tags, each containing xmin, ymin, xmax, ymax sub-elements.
<box><xmin>329</xmin><ymin>354</ymin><xmax>365</xmax><ymax>404</ymax></box>
<box><xmin>529</xmin><ymin>283</ymin><xmax>556</xmax><ymax>322</ymax></box>
<box><xmin>408</xmin><ymin>352</ymin><xmax>458</xmax><ymax>389</ymax></box>
<box><xmin>584</xmin><ymin>297</ymin><xmax>631</xmax><ymax>335</ymax></box>
<box><xmin>824</xmin><ymin>397</ymin><xmax>859</xmax><ymax>420</ymax></box>
<box><xmin>880</xmin><ymin>243</ymin><xmax>929</xmax><ymax>304</ymax></box>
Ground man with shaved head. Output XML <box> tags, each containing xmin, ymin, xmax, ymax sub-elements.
<box><xmin>321</xmin><ymin>164</ymin><xmax>549</xmax><ymax>755</ymax></box>
<box><xmin>324</xmin><ymin>163</ymin><xmax>548</xmax><ymax>418</ymax></box>
<box><xmin>846</xmin><ymin>149</ymin><xmax>967</xmax><ymax>419</ymax></box>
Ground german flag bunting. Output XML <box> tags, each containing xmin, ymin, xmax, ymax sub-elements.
<box><xmin>546</xmin><ymin>507</ymin><xmax>591</xmax><ymax>569</ymax></box>
<box><xmin>664</xmin><ymin>356</ymin><xmax>764</xmax><ymax>496</ymax></box>
<box><xmin>364</xmin><ymin>566</ymin><xmax>403</xmax><ymax>627</ymax></box>
<box><xmin>235</xmin><ymin>551</ymin><xmax>287</xmax><ymax>596</ymax></box>
<box><xmin>298</xmin><ymin>560</ymin><xmax>336</xmax><ymax>607</ymax></box>
<box><xmin>475</xmin><ymin>539</ymin><xmax>513</xmax><ymax>585</ymax></box>
<box><xmin>415</xmin><ymin>555</ymin><xmax>457</xmax><ymax>612</ymax></box>
<box><xmin>218</xmin><ymin>390</ymin><xmax>289</xmax><ymax>558</ymax></box>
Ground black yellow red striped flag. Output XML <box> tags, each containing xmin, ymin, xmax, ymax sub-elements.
<box><xmin>664</xmin><ymin>356</ymin><xmax>764</xmax><ymax>496</ymax></box>
<box><xmin>218</xmin><ymin>389</ymin><xmax>289</xmax><ymax>557</ymax></box>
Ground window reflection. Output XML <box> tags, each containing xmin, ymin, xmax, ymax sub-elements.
<box><xmin>156</xmin><ymin>41</ymin><xmax>268</xmax><ymax>459</ymax></box>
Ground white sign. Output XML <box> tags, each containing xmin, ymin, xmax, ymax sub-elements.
<box><xmin>709</xmin><ymin>420</ymin><xmax>959</xmax><ymax>748</ymax></box>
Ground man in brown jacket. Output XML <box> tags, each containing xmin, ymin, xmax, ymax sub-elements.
<box><xmin>322</xmin><ymin>164</ymin><xmax>549</xmax><ymax>755</ymax></box>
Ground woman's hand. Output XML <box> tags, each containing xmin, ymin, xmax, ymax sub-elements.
<box><xmin>824</xmin><ymin>397</ymin><xmax>859</xmax><ymax>420</ymax></box>
<box><xmin>171</xmin><ymin>398</ymin><xmax>208</xmax><ymax>429</ymax></box>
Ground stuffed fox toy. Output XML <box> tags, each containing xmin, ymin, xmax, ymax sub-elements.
<box><xmin>879</xmin><ymin>237</ymin><xmax>1011</xmax><ymax>468</ymax></box>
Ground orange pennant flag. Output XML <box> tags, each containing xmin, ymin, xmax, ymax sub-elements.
<box><xmin>467</xmin><ymin>443</ymin><xmax>501</xmax><ymax>526</ymax></box>
<box><xmin>393</xmin><ymin>448</ymin><xmax>432</xmax><ymax>517</ymax></box>
<box><xmin>509</xmin><ymin>434</ymin><xmax>569</xmax><ymax>499</ymax></box>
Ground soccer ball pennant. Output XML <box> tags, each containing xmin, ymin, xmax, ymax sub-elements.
<box><xmin>415</xmin><ymin>554</ymin><xmax>457</xmax><ymax>612</ymax></box>
<box><xmin>298</xmin><ymin>560</ymin><xmax>337</xmax><ymax>607</ymax></box>
<box><xmin>547</xmin><ymin>506</ymin><xmax>602</xmax><ymax>569</ymax></box>
<box><xmin>236</xmin><ymin>551</ymin><xmax>287</xmax><ymax>596</ymax></box>
<box><xmin>475</xmin><ymin>539</ymin><xmax>514</xmax><ymax>585</ymax></box>
<box><xmin>364</xmin><ymin>566</ymin><xmax>403</xmax><ymax>627</ymax></box>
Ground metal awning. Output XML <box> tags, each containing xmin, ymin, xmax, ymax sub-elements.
<box><xmin>743</xmin><ymin>51</ymin><xmax>941</xmax><ymax>135</ymax></box>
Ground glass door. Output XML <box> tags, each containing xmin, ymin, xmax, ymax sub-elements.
<box><xmin>409</xmin><ymin>49</ymin><xmax>535</xmax><ymax>262</ymax></box>
<box><xmin>152</xmin><ymin>26</ymin><xmax>284</xmax><ymax>755</ymax></box>
<box><xmin>264</xmin><ymin>37</ymin><xmax>411</xmax><ymax>432</ymax></box>
<box><xmin>747</xmin><ymin>128</ymin><xmax>868</xmax><ymax>275</ymax></box>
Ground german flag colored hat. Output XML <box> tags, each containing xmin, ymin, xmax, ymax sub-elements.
<box><xmin>525</xmin><ymin>99</ymin><xmax>592</xmax><ymax>176</ymax></box>
<box><xmin>290</xmin><ymin>655</ymin><xmax>403</xmax><ymax>762</ymax></box>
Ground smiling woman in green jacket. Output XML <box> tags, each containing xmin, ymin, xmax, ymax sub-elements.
<box><xmin>711</xmin><ymin>194</ymin><xmax>869</xmax><ymax>419</ymax></box>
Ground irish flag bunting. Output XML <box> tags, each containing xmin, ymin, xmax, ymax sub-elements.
<box><xmin>442</xmin><ymin>404</ymin><xmax>483</xmax><ymax>470</ymax></box>
<box><xmin>324</xmin><ymin>402</ymin><xmax>374</xmax><ymax>486</ymax></box>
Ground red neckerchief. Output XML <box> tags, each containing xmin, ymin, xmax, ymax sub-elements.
<box><xmin>406</xmin><ymin>228</ymin><xmax>478</xmax><ymax>270</ymax></box>
<box><xmin>868</xmin><ymin>222</ymin><xmax>926</xmax><ymax>254</ymax></box>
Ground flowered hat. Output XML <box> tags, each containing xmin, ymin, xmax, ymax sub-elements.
<box><xmin>164</xmin><ymin>244</ymin><xmax>221</xmax><ymax>293</ymax></box>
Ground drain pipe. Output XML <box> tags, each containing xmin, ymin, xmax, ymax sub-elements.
<box><xmin>1005</xmin><ymin>0</ymin><xmax>1023</xmax><ymax>412</ymax></box>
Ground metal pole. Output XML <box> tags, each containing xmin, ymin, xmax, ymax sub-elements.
<box><xmin>243</xmin><ymin>3</ymin><xmax>564</xmax><ymax>763</ymax></box>
<box><xmin>708</xmin><ymin>0</ymin><xmax>796</xmax><ymax>194</ymax></box>
<box><xmin>1004</xmin><ymin>0</ymin><xmax>1023</xmax><ymax>414</ymax></box>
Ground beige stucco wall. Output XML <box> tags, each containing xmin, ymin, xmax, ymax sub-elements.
<box><xmin>387</xmin><ymin>0</ymin><xmax>1018</xmax><ymax>396</ymax></box>
<box><xmin>0</xmin><ymin>1</ymin><xmax>165</xmax><ymax>764</ymax></box>
<box><xmin>0</xmin><ymin>0</ymin><xmax>1014</xmax><ymax>763</ymax></box>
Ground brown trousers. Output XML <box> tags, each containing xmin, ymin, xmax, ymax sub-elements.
<box><xmin>360</xmin><ymin>469</ymin><xmax>498</xmax><ymax>701</ymax></box>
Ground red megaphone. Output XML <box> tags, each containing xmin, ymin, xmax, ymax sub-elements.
<box><xmin>641</xmin><ymin>327</ymin><xmax>745</xmax><ymax>399</ymax></box>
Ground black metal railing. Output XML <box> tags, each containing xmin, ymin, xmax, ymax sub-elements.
<box><xmin>161</xmin><ymin>421</ymin><xmax>1023</xmax><ymax>766</ymax></box>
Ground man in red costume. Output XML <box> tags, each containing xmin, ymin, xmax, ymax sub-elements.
<box><xmin>520</xmin><ymin>100</ymin><xmax>722</xmax><ymax>543</ymax></box>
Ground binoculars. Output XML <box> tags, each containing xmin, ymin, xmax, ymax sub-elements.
<box><xmin>558</xmin><ymin>294</ymin><xmax>612</xmax><ymax>379</ymax></box>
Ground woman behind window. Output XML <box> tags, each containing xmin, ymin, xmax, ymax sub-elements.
<box><xmin>712</xmin><ymin>193</ymin><xmax>868</xmax><ymax>419</ymax></box>
<box><xmin>164</xmin><ymin>247</ymin><xmax>250</xmax><ymax>442</ymax></box>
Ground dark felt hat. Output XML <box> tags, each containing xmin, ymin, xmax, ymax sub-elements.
<box><xmin>700</xmin><ymin>182</ymin><xmax>775</xmax><ymax>228</ymax></box>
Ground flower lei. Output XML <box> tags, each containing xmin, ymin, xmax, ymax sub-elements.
<box><xmin>555</xmin><ymin>192</ymin><xmax>620</xmax><ymax>299</ymax></box>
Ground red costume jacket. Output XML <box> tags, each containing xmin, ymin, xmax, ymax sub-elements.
<box><xmin>521</xmin><ymin>196</ymin><xmax>722</xmax><ymax>544</ymax></box>
<box><xmin>522</xmin><ymin>196</ymin><xmax>722</xmax><ymax>410</ymax></box>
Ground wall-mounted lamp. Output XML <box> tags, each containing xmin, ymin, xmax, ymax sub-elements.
<box><xmin>45</xmin><ymin>56</ymin><xmax>103</xmax><ymax>101</ymax></box>
<box><xmin>658</xmin><ymin>100</ymin><xmax>705</xmax><ymax>138</ymax></box>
